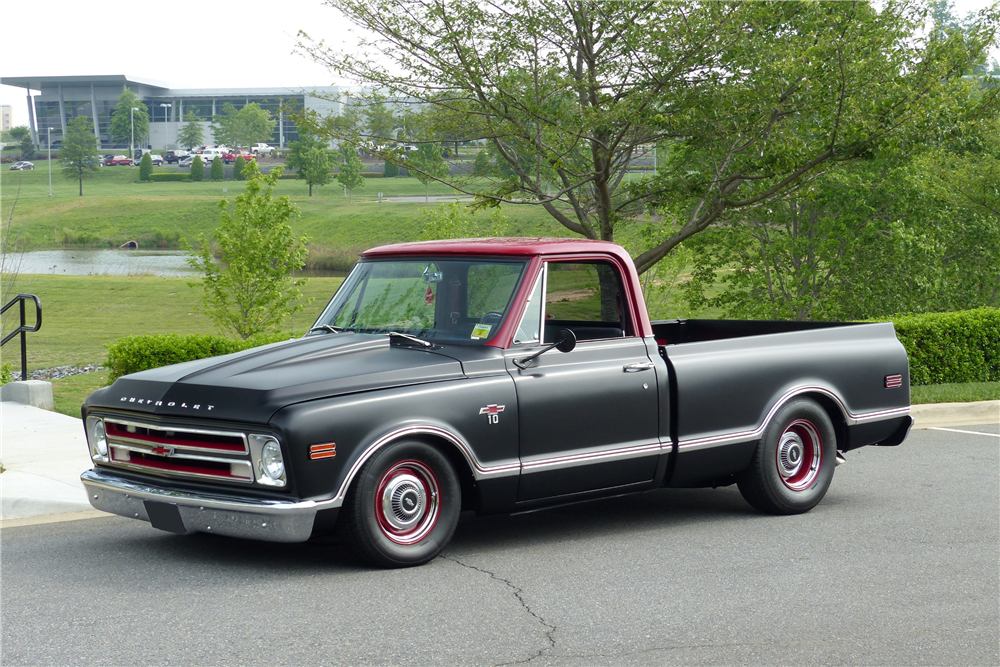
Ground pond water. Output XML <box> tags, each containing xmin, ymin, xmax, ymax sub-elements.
<box><xmin>14</xmin><ymin>248</ymin><xmax>347</xmax><ymax>278</ymax></box>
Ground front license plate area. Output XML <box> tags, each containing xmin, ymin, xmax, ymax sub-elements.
<box><xmin>144</xmin><ymin>500</ymin><xmax>187</xmax><ymax>534</ymax></box>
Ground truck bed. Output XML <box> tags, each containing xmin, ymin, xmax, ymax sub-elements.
<box><xmin>652</xmin><ymin>318</ymin><xmax>863</xmax><ymax>345</ymax></box>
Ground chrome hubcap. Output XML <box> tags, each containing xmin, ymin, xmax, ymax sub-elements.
<box><xmin>381</xmin><ymin>473</ymin><xmax>426</xmax><ymax>531</ymax></box>
<box><xmin>776</xmin><ymin>420</ymin><xmax>822</xmax><ymax>491</ymax></box>
<box><xmin>375</xmin><ymin>461</ymin><xmax>440</xmax><ymax>545</ymax></box>
<box><xmin>778</xmin><ymin>432</ymin><xmax>805</xmax><ymax>478</ymax></box>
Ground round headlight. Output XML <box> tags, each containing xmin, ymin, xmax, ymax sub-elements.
<box><xmin>92</xmin><ymin>419</ymin><xmax>108</xmax><ymax>457</ymax></box>
<box><xmin>261</xmin><ymin>439</ymin><xmax>284</xmax><ymax>480</ymax></box>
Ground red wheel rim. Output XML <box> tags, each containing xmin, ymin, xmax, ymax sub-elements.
<box><xmin>776</xmin><ymin>420</ymin><xmax>822</xmax><ymax>491</ymax></box>
<box><xmin>374</xmin><ymin>460</ymin><xmax>441</xmax><ymax>545</ymax></box>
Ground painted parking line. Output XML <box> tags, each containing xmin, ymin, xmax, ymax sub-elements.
<box><xmin>929</xmin><ymin>427</ymin><xmax>1000</xmax><ymax>438</ymax></box>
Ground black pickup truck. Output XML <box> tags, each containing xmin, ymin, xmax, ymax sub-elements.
<box><xmin>81</xmin><ymin>238</ymin><xmax>912</xmax><ymax>567</ymax></box>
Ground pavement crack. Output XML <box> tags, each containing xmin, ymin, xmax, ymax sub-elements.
<box><xmin>440</xmin><ymin>554</ymin><xmax>556</xmax><ymax>664</ymax></box>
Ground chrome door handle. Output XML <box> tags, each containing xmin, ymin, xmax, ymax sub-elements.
<box><xmin>623</xmin><ymin>361</ymin><xmax>655</xmax><ymax>372</ymax></box>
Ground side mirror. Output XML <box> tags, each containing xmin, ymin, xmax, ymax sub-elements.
<box><xmin>513</xmin><ymin>328</ymin><xmax>576</xmax><ymax>369</ymax></box>
<box><xmin>554</xmin><ymin>328</ymin><xmax>576</xmax><ymax>353</ymax></box>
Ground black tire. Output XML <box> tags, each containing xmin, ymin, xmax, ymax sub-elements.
<box><xmin>736</xmin><ymin>398</ymin><xmax>837</xmax><ymax>515</ymax></box>
<box><xmin>339</xmin><ymin>440</ymin><xmax>461</xmax><ymax>568</ymax></box>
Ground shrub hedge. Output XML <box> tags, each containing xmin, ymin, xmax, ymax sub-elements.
<box><xmin>149</xmin><ymin>173</ymin><xmax>191</xmax><ymax>182</ymax></box>
<box><xmin>105</xmin><ymin>333</ymin><xmax>292</xmax><ymax>384</ymax></box>
<box><xmin>889</xmin><ymin>308</ymin><xmax>1000</xmax><ymax>386</ymax></box>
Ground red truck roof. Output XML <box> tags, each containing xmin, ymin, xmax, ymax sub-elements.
<box><xmin>364</xmin><ymin>237</ymin><xmax>631</xmax><ymax>260</ymax></box>
<box><xmin>364</xmin><ymin>237</ymin><xmax>652</xmax><ymax>340</ymax></box>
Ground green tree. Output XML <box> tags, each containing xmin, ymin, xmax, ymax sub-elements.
<box><xmin>3</xmin><ymin>126</ymin><xmax>30</xmax><ymax>143</ymax></box>
<box><xmin>419</xmin><ymin>201</ymin><xmax>509</xmax><ymax>240</ymax></box>
<box><xmin>364</xmin><ymin>99</ymin><xmax>396</xmax><ymax>143</ymax></box>
<box><xmin>108</xmin><ymin>87</ymin><xmax>149</xmax><ymax>148</ymax></box>
<box><xmin>60</xmin><ymin>116</ymin><xmax>100</xmax><ymax>197</ymax></box>
<box><xmin>682</xmin><ymin>108</ymin><xmax>1000</xmax><ymax>321</ymax></box>
<box><xmin>184</xmin><ymin>162</ymin><xmax>309</xmax><ymax>339</ymax></box>
<box><xmin>210</xmin><ymin>156</ymin><xmax>224</xmax><ymax>181</ymax></box>
<box><xmin>18</xmin><ymin>134</ymin><xmax>35</xmax><ymax>161</ymax></box>
<box><xmin>300</xmin><ymin>147</ymin><xmax>333</xmax><ymax>197</ymax></box>
<box><xmin>299</xmin><ymin>0</ymin><xmax>998</xmax><ymax>275</ymax></box>
<box><xmin>190</xmin><ymin>155</ymin><xmax>205</xmax><ymax>182</ymax></box>
<box><xmin>286</xmin><ymin>133</ymin><xmax>327</xmax><ymax>173</ymax></box>
<box><xmin>138</xmin><ymin>152</ymin><xmax>153</xmax><ymax>181</ymax></box>
<box><xmin>383</xmin><ymin>160</ymin><xmax>399</xmax><ymax>178</ymax></box>
<box><xmin>233</xmin><ymin>154</ymin><xmax>247</xmax><ymax>181</ymax></box>
<box><xmin>336</xmin><ymin>144</ymin><xmax>365</xmax><ymax>202</ymax></box>
<box><xmin>211</xmin><ymin>102</ymin><xmax>276</xmax><ymax>149</ymax></box>
<box><xmin>408</xmin><ymin>142</ymin><xmax>450</xmax><ymax>202</ymax></box>
<box><xmin>178</xmin><ymin>110</ymin><xmax>204</xmax><ymax>149</ymax></box>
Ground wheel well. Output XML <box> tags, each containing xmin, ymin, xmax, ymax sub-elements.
<box><xmin>801</xmin><ymin>392</ymin><xmax>848</xmax><ymax>452</ymax></box>
<box><xmin>409</xmin><ymin>434</ymin><xmax>479</xmax><ymax>513</ymax></box>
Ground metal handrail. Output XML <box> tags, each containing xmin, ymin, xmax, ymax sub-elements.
<box><xmin>1</xmin><ymin>293</ymin><xmax>42</xmax><ymax>381</ymax></box>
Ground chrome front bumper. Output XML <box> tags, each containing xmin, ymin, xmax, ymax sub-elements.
<box><xmin>80</xmin><ymin>469</ymin><xmax>327</xmax><ymax>542</ymax></box>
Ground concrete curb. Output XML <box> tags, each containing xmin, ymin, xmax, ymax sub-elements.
<box><xmin>910</xmin><ymin>400</ymin><xmax>999</xmax><ymax>429</ymax></box>
<box><xmin>1</xmin><ymin>509</ymin><xmax>109</xmax><ymax>529</ymax></box>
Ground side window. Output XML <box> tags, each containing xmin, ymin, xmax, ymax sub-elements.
<box><xmin>513</xmin><ymin>268</ymin><xmax>544</xmax><ymax>345</ymax></box>
<box><xmin>544</xmin><ymin>261</ymin><xmax>630</xmax><ymax>341</ymax></box>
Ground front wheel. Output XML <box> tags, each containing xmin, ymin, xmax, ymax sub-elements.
<box><xmin>339</xmin><ymin>440</ymin><xmax>461</xmax><ymax>568</ymax></box>
<box><xmin>737</xmin><ymin>398</ymin><xmax>837</xmax><ymax>515</ymax></box>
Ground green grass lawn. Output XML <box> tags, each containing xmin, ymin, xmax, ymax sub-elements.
<box><xmin>910</xmin><ymin>382</ymin><xmax>1000</xmax><ymax>404</ymax></box>
<box><xmin>1</xmin><ymin>162</ymin><xmax>565</xmax><ymax>255</ymax></box>
<box><xmin>52</xmin><ymin>370</ymin><xmax>110</xmax><ymax>418</ymax></box>
<box><xmin>8</xmin><ymin>274</ymin><xmax>343</xmax><ymax>370</ymax></box>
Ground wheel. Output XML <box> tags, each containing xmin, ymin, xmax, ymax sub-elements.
<box><xmin>339</xmin><ymin>440</ymin><xmax>461</xmax><ymax>568</ymax></box>
<box><xmin>736</xmin><ymin>398</ymin><xmax>837</xmax><ymax>515</ymax></box>
<box><xmin>479</xmin><ymin>311</ymin><xmax>504</xmax><ymax>325</ymax></box>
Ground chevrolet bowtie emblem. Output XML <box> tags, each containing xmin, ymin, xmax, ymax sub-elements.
<box><xmin>479</xmin><ymin>404</ymin><xmax>505</xmax><ymax>415</ymax></box>
<box><xmin>150</xmin><ymin>445</ymin><xmax>174</xmax><ymax>456</ymax></box>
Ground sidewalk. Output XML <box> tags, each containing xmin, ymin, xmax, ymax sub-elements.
<box><xmin>1</xmin><ymin>402</ymin><xmax>97</xmax><ymax>523</ymax></box>
<box><xmin>1</xmin><ymin>399</ymin><xmax>997</xmax><ymax>527</ymax></box>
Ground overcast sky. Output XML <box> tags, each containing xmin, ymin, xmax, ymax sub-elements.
<box><xmin>1</xmin><ymin>0</ymin><xmax>996</xmax><ymax>128</ymax></box>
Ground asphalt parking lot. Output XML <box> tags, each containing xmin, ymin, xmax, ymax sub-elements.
<box><xmin>2</xmin><ymin>424</ymin><xmax>997</xmax><ymax>666</ymax></box>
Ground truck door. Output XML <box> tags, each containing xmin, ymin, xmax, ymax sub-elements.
<box><xmin>505</xmin><ymin>260</ymin><xmax>661</xmax><ymax>502</ymax></box>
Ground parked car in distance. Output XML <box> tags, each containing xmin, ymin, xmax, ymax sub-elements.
<box><xmin>106</xmin><ymin>155</ymin><xmax>132</xmax><ymax>166</ymax></box>
<box><xmin>223</xmin><ymin>150</ymin><xmax>255</xmax><ymax>165</ymax></box>
<box><xmin>251</xmin><ymin>143</ymin><xmax>273</xmax><ymax>156</ymax></box>
<box><xmin>201</xmin><ymin>148</ymin><xmax>226</xmax><ymax>164</ymax></box>
<box><xmin>9</xmin><ymin>161</ymin><xmax>34</xmax><ymax>170</ymax></box>
<box><xmin>178</xmin><ymin>155</ymin><xmax>196</xmax><ymax>167</ymax></box>
<box><xmin>165</xmin><ymin>150</ymin><xmax>190</xmax><ymax>164</ymax></box>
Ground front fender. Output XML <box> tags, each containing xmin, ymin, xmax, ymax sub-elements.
<box><xmin>269</xmin><ymin>375</ymin><xmax>520</xmax><ymax>507</ymax></box>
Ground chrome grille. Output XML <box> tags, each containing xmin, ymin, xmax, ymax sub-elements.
<box><xmin>103</xmin><ymin>418</ymin><xmax>254</xmax><ymax>484</ymax></box>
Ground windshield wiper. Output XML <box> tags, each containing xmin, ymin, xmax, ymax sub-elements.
<box><xmin>387</xmin><ymin>331</ymin><xmax>433</xmax><ymax>348</ymax></box>
<box><xmin>308</xmin><ymin>324</ymin><xmax>346</xmax><ymax>334</ymax></box>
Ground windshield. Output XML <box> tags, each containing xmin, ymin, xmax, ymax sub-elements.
<box><xmin>311</xmin><ymin>258</ymin><xmax>529</xmax><ymax>344</ymax></box>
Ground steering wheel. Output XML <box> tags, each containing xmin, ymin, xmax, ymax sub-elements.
<box><xmin>478</xmin><ymin>311</ymin><xmax>504</xmax><ymax>325</ymax></box>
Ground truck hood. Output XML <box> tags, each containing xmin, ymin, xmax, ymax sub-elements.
<box><xmin>86</xmin><ymin>334</ymin><xmax>465</xmax><ymax>424</ymax></box>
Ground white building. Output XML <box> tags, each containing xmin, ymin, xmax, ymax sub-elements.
<box><xmin>0</xmin><ymin>74</ymin><xmax>341</xmax><ymax>150</ymax></box>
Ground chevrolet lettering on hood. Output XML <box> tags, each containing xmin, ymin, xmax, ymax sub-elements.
<box><xmin>80</xmin><ymin>238</ymin><xmax>912</xmax><ymax>570</ymax></box>
<box><xmin>120</xmin><ymin>396</ymin><xmax>215</xmax><ymax>410</ymax></box>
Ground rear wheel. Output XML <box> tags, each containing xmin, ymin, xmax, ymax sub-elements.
<box><xmin>737</xmin><ymin>398</ymin><xmax>837</xmax><ymax>515</ymax></box>
<box><xmin>339</xmin><ymin>440</ymin><xmax>461</xmax><ymax>568</ymax></box>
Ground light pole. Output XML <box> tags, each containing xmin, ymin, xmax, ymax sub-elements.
<box><xmin>160</xmin><ymin>103</ymin><xmax>172</xmax><ymax>153</ymax></box>
<box><xmin>130</xmin><ymin>106</ymin><xmax>138</xmax><ymax>166</ymax></box>
<box><xmin>47</xmin><ymin>127</ymin><xmax>53</xmax><ymax>197</ymax></box>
